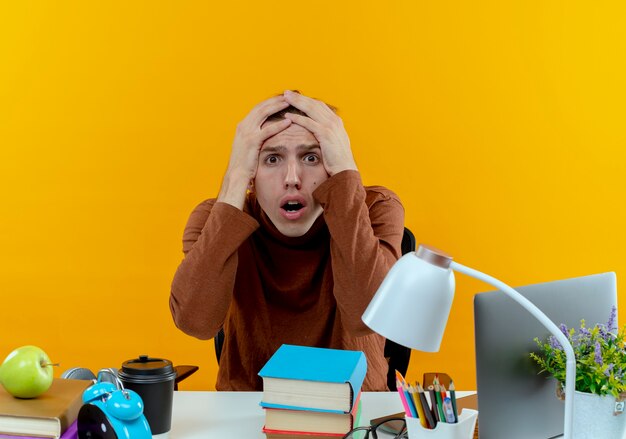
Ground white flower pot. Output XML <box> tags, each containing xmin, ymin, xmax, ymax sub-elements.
<box><xmin>572</xmin><ymin>390</ymin><xmax>626</xmax><ymax>439</ymax></box>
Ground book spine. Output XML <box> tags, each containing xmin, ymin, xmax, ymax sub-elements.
<box><xmin>346</xmin><ymin>352</ymin><xmax>367</xmax><ymax>410</ymax></box>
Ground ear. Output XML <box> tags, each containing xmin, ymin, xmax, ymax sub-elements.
<box><xmin>247</xmin><ymin>180</ymin><xmax>255</xmax><ymax>194</ymax></box>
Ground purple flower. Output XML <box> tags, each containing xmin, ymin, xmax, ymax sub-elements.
<box><xmin>549</xmin><ymin>336</ymin><xmax>562</xmax><ymax>350</ymax></box>
<box><xmin>560</xmin><ymin>324</ymin><xmax>570</xmax><ymax>339</ymax></box>
<box><xmin>607</xmin><ymin>306</ymin><xmax>617</xmax><ymax>333</ymax></box>
<box><xmin>579</xmin><ymin>326</ymin><xmax>591</xmax><ymax>336</ymax></box>
<box><xmin>605</xmin><ymin>363</ymin><xmax>615</xmax><ymax>377</ymax></box>
<box><xmin>594</xmin><ymin>341</ymin><xmax>603</xmax><ymax>366</ymax></box>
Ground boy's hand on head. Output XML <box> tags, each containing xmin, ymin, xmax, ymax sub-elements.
<box><xmin>228</xmin><ymin>95</ymin><xmax>292</xmax><ymax>181</ymax></box>
<box><xmin>282</xmin><ymin>90</ymin><xmax>357</xmax><ymax>177</ymax></box>
<box><xmin>218</xmin><ymin>96</ymin><xmax>292</xmax><ymax>209</ymax></box>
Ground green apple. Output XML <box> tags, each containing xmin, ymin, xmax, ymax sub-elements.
<box><xmin>0</xmin><ymin>345</ymin><xmax>54</xmax><ymax>398</ymax></box>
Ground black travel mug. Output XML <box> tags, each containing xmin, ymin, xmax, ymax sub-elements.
<box><xmin>118</xmin><ymin>355</ymin><xmax>177</xmax><ymax>436</ymax></box>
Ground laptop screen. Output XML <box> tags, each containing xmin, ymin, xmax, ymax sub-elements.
<box><xmin>474</xmin><ymin>272</ymin><xmax>617</xmax><ymax>439</ymax></box>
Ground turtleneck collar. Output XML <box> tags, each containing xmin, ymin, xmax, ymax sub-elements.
<box><xmin>246</xmin><ymin>192</ymin><xmax>328</xmax><ymax>247</ymax></box>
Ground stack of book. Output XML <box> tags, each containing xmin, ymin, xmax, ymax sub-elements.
<box><xmin>258</xmin><ymin>344</ymin><xmax>367</xmax><ymax>439</ymax></box>
<box><xmin>0</xmin><ymin>378</ymin><xmax>91</xmax><ymax>439</ymax></box>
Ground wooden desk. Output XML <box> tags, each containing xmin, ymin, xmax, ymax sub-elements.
<box><xmin>169</xmin><ymin>391</ymin><xmax>475</xmax><ymax>438</ymax></box>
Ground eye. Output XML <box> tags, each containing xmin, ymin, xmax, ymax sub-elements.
<box><xmin>264</xmin><ymin>155</ymin><xmax>280</xmax><ymax>165</ymax></box>
<box><xmin>303</xmin><ymin>153</ymin><xmax>320</xmax><ymax>164</ymax></box>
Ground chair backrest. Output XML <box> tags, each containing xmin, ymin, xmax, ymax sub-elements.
<box><xmin>214</xmin><ymin>227</ymin><xmax>415</xmax><ymax>391</ymax></box>
<box><xmin>384</xmin><ymin>227</ymin><xmax>414</xmax><ymax>390</ymax></box>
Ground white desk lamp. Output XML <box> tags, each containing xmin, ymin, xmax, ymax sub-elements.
<box><xmin>362</xmin><ymin>244</ymin><xmax>575</xmax><ymax>439</ymax></box>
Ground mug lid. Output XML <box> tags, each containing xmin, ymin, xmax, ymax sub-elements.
<box><xmin>119</xmin><ymin>355</ymin><xmax>176</xmax><ymax>382</ymax></box>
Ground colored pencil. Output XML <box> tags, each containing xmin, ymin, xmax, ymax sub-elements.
<box><xmin>403</xmin><ymin>382</ymin><xmax>418</xmax><ymax>418</ymax></box>
<box><xmin>417</xmin><ymin>383</ymin><xmax>437</xmax><ymax>429</ymax></box>
<box><xmin>396</xmin><ymin>378</ymin><xmax>412</xmax><ymax>417</ymax></box>
<box><xmin>395</xmin><ymin>371</ymin><xmax>417</xmax><ymax>418</ymax></box>
<box><xmin>434</xmin><ymin>383</ymin><xmax>446</xmax><ymax>423</ymax></box>
<box><xmin>428</xmin><ymin>385</ymin><xmax>440</xmax><ymax>422</ymax></box>
<box><xmin>409</xmin><ymin>384</ymin><xmax>428</xmax><ymax>428</ymax></box>
<box><xmin>449</xmin><ymin>380</ymin><xmax>459</xmax><ymax>423</ymax></box>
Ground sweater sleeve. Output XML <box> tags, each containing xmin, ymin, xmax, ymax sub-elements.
<box><xmin>169</xmin><ymin>200</ymin><xmax>259</xmax><ymax>339</ymax></box>
<box><xmin>313</xmin><ymin>170</ymin><xmax>405</xmax><ymax>336</ymax></box>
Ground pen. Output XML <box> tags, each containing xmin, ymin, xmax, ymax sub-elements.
<box><xmin>443</xmin><ymin>397</ymin><xmax>456</xmax><ymax>423</ymax></box>
<box><xmin>449</xmin><ymin>380</ymin><xmax>458</xmax><ymax>423</ymax></box>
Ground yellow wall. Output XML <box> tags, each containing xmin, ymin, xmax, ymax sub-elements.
<box><xmin>1</xmin><ymin>1</ymin><xmax>624</xmax><ymax>391</ymax></box>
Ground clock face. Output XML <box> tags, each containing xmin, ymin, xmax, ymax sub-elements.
<box><xmin>77</xmin><ymin>404</ymin><xmax>118</xmax><ymax>439</ymax></box>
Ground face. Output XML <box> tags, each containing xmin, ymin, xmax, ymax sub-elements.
<box><xmin>254</xmin><ymin>122</ymin><xmax>329</xmax><ymax>237</ymax></box>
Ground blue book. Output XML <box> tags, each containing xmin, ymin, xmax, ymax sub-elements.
<box><xmin>258</xmin><ymin>344</ymin><xmax>367</xmax><ymax>414</ymax></box>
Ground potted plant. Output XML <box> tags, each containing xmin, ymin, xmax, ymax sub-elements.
<box><xmin>530</xmin><ymin>306</ymin><xmax>626</xmax><ymax>438</ymax></box>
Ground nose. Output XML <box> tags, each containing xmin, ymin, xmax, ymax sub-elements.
<box><xmin>284</xmin><ymin>160</ymin><xmax>301</xmax><ymax>189</ymax></box>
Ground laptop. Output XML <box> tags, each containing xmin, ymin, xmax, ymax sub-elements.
<box><xmin>474</xmin><ymin>272</ymin><xmax>617</xmax><ymax>439</ymax></box>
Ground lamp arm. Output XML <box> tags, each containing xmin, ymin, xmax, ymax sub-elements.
<box><xmin>451</xmin><ymin>261</ymin><xmax>575</xmax><ymax>439</ymax></box>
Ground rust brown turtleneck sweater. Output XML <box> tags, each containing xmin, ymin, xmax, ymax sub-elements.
<box><xmin>169</xmin><ymin>170</ymin><xmax>404</xmax><ymax>391</ymax></box>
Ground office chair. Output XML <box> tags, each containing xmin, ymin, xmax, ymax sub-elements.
<box><xmin>384</xmin><ymin>227</ymin><xmax>415</xmax><ymax>390</ymax></box>
<box><xmin>214</xmin><ymin>227</ymin><xmax>415</xmax><ymax>391</ymax></box>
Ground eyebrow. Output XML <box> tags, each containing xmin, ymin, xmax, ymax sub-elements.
<box><xmin>260</xmin><ymin>144</ymin><xmax>321</xmax><ymax>154</ymax></box>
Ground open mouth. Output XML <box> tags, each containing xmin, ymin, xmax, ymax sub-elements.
<box><xmin>279</xmin><ymin>197</ymin><xmax>308</xmax><ymax>220</ymax></box>
<box><xmin>281</xmin><ymin>201</ymin><xmax>304</xmax><ymax>212</ymax></box>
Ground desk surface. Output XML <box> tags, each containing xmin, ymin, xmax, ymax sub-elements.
<box><xmin>170</xmin><ymin>391</ymin><xmax>475</xmax><ymax>438</ymax></box>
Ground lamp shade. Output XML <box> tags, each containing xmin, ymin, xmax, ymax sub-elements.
<box><xmin>362</xmin><ymin>251</ymin><xmax>455</xmax><ymax>352</ymax></box>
